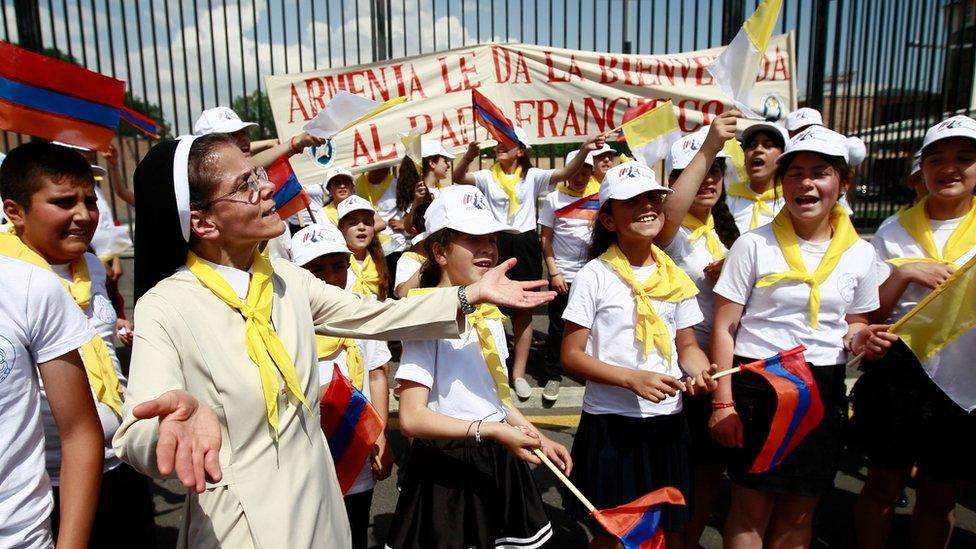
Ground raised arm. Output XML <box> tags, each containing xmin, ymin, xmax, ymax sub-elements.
<box><xmin>452</xmin><ymin>142</ymin><xmax>480</xmax><ymax>185</ymax></box>
<box><xmin>251</xmin><ymin>132</ymin><xmax>326</xmax><ymax>169</ymax></box>
<box><xmin>104</xmin><ymin>144</ymin><xmax>135</xmax><ymax>207</ymax></box>
<box><xmin>550</xmin><ymin>134</ymin><xmax>607</xmax><ymax>183</ymax></box>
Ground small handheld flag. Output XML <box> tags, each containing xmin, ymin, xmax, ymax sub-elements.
<box><xmin>266</xmin><ymin>158</ymin><xmax>311</xmax><ymax>220</ymax></box>
<box><xmin>472</xmin><ymin>89</ymin><xmax>522</xmax><ymax>149</ymax></box>
<box><xmin>620</xmin><ymin>101</ymin><xmax>681</xmax><ymax>167</ymax></box>
<box><xmin>120</xmin><ymin>105</ymin><xmax>160</xmax><ymax>139</ymax></box>
<box><xmin>320</xmin><ymin>364</ymin><xmax>385</xmax><ymax>495</ymax></box>
<box><xmin>399</xmin><ymin>128</ymin><xmax>423</xmax><ymax>175</ymax></box>
<box><xmin>304</xmin><ymin>90</ymin><xmax>407</xmax><ymax>139</ymax></box>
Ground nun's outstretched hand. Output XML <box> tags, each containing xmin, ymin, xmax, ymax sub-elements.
<box><xmin>465</xmin><ymin>258</ymin><xmax>556</xmax><ymax>310</ymax></box>
<box><xmin>133</xmin><ymin>390</ymin><xmax>222</xmax><ymax>493</ymax></box>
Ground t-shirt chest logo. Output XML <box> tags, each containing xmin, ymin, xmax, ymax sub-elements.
<box><xmin>0</xmin><ymin>335</ymin><xmax>16</xmax><ymax>384</ymax></box>
<box><xmin>93</xmin><ymin>294</ymin><xmax>117</xmax><ymax>325</ymax></box>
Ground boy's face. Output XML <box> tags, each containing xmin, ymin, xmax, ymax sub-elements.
<box><xmin>304</xmin><ymin>253</ymin><xmax>350</xmax><ymax>288</ymax></box>
<box><xmin>4</xmin><ymin>175</ymin><xmax>98</xmax><ymax>264</ymax></box>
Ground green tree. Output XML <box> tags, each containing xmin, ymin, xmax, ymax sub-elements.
<box><xmin>231</xmin><ymin>90</ymin><xmax>276</xmax><ymax>140</ymax></box>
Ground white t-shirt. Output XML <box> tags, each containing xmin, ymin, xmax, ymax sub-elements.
<box><xmin>714</xmin><ymin>224</ymin><xmax>880</xmax><ymax>365</ymax></box>
<box><xmin>664</xmin><ymin>226</ymin><xmax>728</xmax><ymax>350</ymax></box>
<box><xmin>89</xmin><ymin>186</ymin><xmax>132</xmax><ymax>261</ymax></box>
<box><xmin>538</xmin><ymin>189</ymin><xmax>596</xmax><ymax>283</ymax></box>
<box><xmin>0</xmin><ymin>257</ymin><xmax>94</xmax><ymax>549</ymax></box>
<box><xmin>872</xmin><ymin>214</ymin><xmax>976</xmax><ymax>411</ymax></box>
<box><xmin>356</xmin><ymin>176</ymin><xmax>406</xmax><ymax>254</ymax></box>
<box><xmin>726</xmin><ymin>193</ymin><xmax>786</xmax><ymax>234</ymax></box>
<box><xmin>562</xmin><ymin>259</ymin><xmax>704</xmax><ymax>418</ymax></box>
<box><xmin>472</xmin><ymin>167</ymin><xmax>554</xmax><ymax>233</ymax></box>
<box><xmin>393</xmin><ymin>253</ymin><xmax>424</xmax><ymax>291</ymax></box>
<box><xmin>395</xmin><ymin>317</ymin><xmax>509</xmax><ymax>423</ymax></box>
<box><xmin>42</xmin><ymin>254</ymin><xmax>125</xmax><ymax>484</ymax></box>
<box><xmin>318</xmin><ymin>338</ymin><xmax>391</xmax><ymax>495</ymax></box>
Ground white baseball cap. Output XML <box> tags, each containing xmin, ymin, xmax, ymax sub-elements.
<box><xmin>740</xmin><ymin>122</ymin><xmax>789</xmax><ymax>149</ymax></box>
<box><xmin>785</xmin><ymin>108</ymin><xmax>824</xmax><ymax>132</ymax></box>
<box><xmin>325</xmin><ymin>166</ymin><xmax>354</xmax><ymax>188</ymax></box>
<box><xmin>424</xmin><ymin>186</ymin><xmax>518</xmax><ymax>236</ymax></box>
<box><xmin>565</xmin><ymin>149</ymin><xmax>594</xmax><ymax>166</ymax></box>
<box><xmin>336</xmin><ymin>195</ymin><xmax>375</xmax><ymax>221</ymax></box>
<box><xmin>910</xmin><ymin>150</ymin><xmax>922</xmax><ymax>175</ymax></box>
<box><xmin>921</xmin><ymin>115</ymin><xmax>976</xmax><ymax>152</ymax></box>
<box><xmin>777</xmin><ymin>126</ymin><xmax>852</xmax><ymax>165</ymax></box>
<box><xmin>420</xmin><ymin>139</ymin><xmax>456</xmax><ymax>159</ymax></box>
<box><xmin>193</xmin><ymin>107</ymin><xmax>258</xmax><ymax>136</ymax></box>
<box><xmin>666</xmin><ymin>126</ymin><xmax>730</xmax><ymax>174</ymax></box>
<box><xmin>589</xmin><ymin>143</ymin><xmax>615</xmax><ymax>158</ymax></box>
<box><xmin>599</xmin><ymin>161</ymin><xmax>673</xmax><ymax>206</ymax></box>
<box><xmin>291</xmin><ymin>224</ymin><xmax>351</xmax><ymax>266</ymax></box>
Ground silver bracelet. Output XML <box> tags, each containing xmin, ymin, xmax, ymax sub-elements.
<box><xmin>475</xmin><ymin>419</ymin><xmax>484</xmax><ymax>445</ymax></box>
<box><xmin>457</xmin><ymin>285</ymin><xmax>476</xmax><ymax>315</ymax></box>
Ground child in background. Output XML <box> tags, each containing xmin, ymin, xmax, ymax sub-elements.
<box><xmin>336</xmin><ymin>195</ymin><xmax>390</xmax><ymax>299</ymax></box>
<box><xmin>726</xmin><ymin>122</ymin><xmax>789</xmax><ymax>233</ymax></box>
<box><xmin>355</xmin><ymin>167</ymin><xmax>406</xmax><ymax>280</ymax></box>
<box><xmin>290</xmin><ymin>224</ymin><xmax>394</xmax><ymax>549</ymax></box>
<box><xmin>388</xmin><ymin>185</ymin><xmax>572</xmax><ymax>549</ymax></box>
<box><xmin>323</xmin><ymin>166</ymin><xmax>386</xmax><ymax>232</ymax></box>
<box><xmin>397</xmin><ymin>139</ymin><xmax>455</xmax><ymax>232</ymax></box>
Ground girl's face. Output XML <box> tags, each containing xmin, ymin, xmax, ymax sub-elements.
<box><xmin>6</xmin><ymin>175</ymin><xmax>99</xmax><ymax>264</ymax></box>
<box><xmin>339</xmin><ymin>210</ymin><xmax>375</xmax><ymax>254</ymax></box>
<box><xmin>328</xmin><ymin>176</ymin><xmax>354</xmax><ymax>203</ymax></box>
<box><xmin>692</xmin><ymin>160</ymin><xmax>726</xmax><ymax>211</ymax></box>
<box><xmin>434</xmin><ymin>232</ymin><xmax>498</xmax><ymax>287</ymax></box>
<box><xmin>427</xmin><ymin>156</ymin><xmax>450</xmax><ymax>180</ymax></box>
<box><xmin>600</xmin><ymin>191</ymin><xmax>667</xmax><ymax>243</ymax></box>
<box><xmin>921</xmin><ymin>137</ymin><xmax>976</xmax><ymax>202</ymax></box>
<box><xmin>591</xmin><ymin>152</ymin><xmax>615</xmax><ymax>179</ymax></box>
<box><xmin>780</xmin><ymin>152</ymin><xmax>848</xmax><ymax>222</ymax></box>
<box><xmin>495</xmin><ymin>142</ymin><xmax>524</xmax><ymax>164</ymax></box>
<box><xmin>304</xmin><ymin>253</ymin><xmax>350</xmax><ymax>288</ymax></box>
<box><xmin>568</xmin><ymin>164</ymin><xmax>593</xmax><ymax>191</ymax></box>
<box><xmin>744</xmin><ymin>131</ymin><xmax>783</xmax><ymax>182</ymax></box>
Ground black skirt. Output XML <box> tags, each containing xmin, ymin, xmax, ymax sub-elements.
<box><xmin>726</xmin><ymin>358</ymin><xmax>847</xmax><ymax>498</ymax></box>
<box><xmin>683</xmin><ymin>393</ymin><xmax>728</xmax><ymax>465</ymax></box>
<box><xmin>497</xmin><ymin>230</ymin><xmax>543</xmax><ymax>281</ymax></box>
<box><xmin>565</xmin><ymin>411</ymin><xmax>691</xmax><ymax>533</ymax></box>
<box><xmin>851</xmin><ymin>340</ymin><xmax>976</xmax><ymax>483</ymax></box>
<box><xmin>386</xmin><ymin>438</ymin><xmax>552</xmax><ymax>549</ymax></box>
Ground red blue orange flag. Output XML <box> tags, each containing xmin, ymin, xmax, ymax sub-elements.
<box><xmin>320</xmin><ymin>363</ymin><xmax>384</xmax><ymax>495</ymax></box>
<box><xmin>267</xmin><ymin>157</ymin><xmax>311</xmax><ymax>220</ymax></box>
<box><xmin>0</xmin><ymin>41</ymin><xmax>125</xmax><ymax>151</ymax></box>
<box><xmin>555</xmin><ymin>194</ymin><xmax>600</xmax><ymax>221</ymax></box>
<box><xmin>740</xmin><ymin>346</ymin><xmax>823</xmax><ymax>473</ymax></box>
<box><xmin>592</xmin><ymin>487</ymin><xmax>686</xmax><ymax>549</ymax></box>
<box><xmin>120</xmin><ymin>105</ymin><xmax>160</xmax><ymax>139</ymax></box>
<box><xmin>472</xmin><ymin>88</ymin><xmax>522</xmax><ymax>149</ymax></box>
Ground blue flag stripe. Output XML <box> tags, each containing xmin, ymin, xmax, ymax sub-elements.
<box><xmin>0</xmin><ymin>75</ymin><xmax>119</xmax><ymax>129</ymax></box>
<box><xmin>765</xmin><ymin>358</ymin><xmax>812</xmax><ymax>467</ymax></box>
<box><xmin>619</xmin><ymin>506</ymin><xmax>663</xmax><ymax>549</ymax></box>
<box><xmin>327</xmin><ymin>389</ymin><xmax>369</xmax><ymax>462</ymax></box>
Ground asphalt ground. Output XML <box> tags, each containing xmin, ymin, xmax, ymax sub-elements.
<box><xmin>113</xmin><ymin>257</ymin><xmax>976</xmax><ymax>548</ymax></box>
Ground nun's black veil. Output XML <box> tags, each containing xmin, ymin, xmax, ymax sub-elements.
<box><xmin>133</xmin><ymin>140</ymin><xmax>188</xmax><ymax>301</ymax></box>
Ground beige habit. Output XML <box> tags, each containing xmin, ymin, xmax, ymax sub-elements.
<box><xmin>113</xmin><ymin>259</ymin><xmax>463</xmax><ymax>548</ymax></box>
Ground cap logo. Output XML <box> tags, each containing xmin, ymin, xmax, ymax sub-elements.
<box><xmin>938</xmin><ymin>118</ymin><xmax>974</xmax><ymax>130</ymax></box>
<box><xmin>682</xmin><ymin>139</ymin><xmax>700</xmax><ymax>152</ymax></box>
<box><xmin>303</xmin><ymin>230</ymin><xmax>325</xmax><ymax>244</ymax></box>
<box><xmin>462</xmin><ymin>191</ymin><xmax>489</xmax><ymax>210</ymax></box>
<box><xmin>794</xmin><ymin>130</ymin><xmax>821</xmax><ymax>143</ymax></box>
<box><xmin>618</xmin><ymin>164</ymin><xmax>652</xmax><ymax>179</ymax></box>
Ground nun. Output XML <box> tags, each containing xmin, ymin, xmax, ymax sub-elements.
<box><xmin>112</xmin><ymin>133</ymin><xmax>553</xmax><ymax>549</ymax></box>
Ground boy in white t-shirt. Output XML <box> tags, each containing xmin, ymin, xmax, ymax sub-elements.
<box><xmin>0</xmin><ymin>256</ymin><xmax>102</xmax><ymax>549</ymax></box>
<box><xmin>290</xmin><ymin>223</ymin><xmax>393</xmax><ymax>549</ymax></box>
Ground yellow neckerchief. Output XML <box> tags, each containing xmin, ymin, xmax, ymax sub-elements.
<box><xmin>888</xmin><ymin>196</ymin><xmax>976</xmax><ymax>269</ymax></box>
<box><xmin>682</xmin><ymin>213</ymin><xmax>726</xmax><ymax>261</ymax></box>
<box><xmin>349</xmin><ymin>254</ymin><xmax>381</xmax><ymax>297</ymax></box>
<box><xmin>490</xmin><ymin>163</ymin><xmax>523</xmax><ymax>222</ymax></box>
<box><xmin>0</xmin><ymin>234</ymin><xmax>123</xmax><ymax>416</ymax></box>
<box><xmin>598</xmin><ymin>243</ymin><xmax>698</xmax><ymax>363</ymax></box>
<box><xmin>557</xmin><ymin>178</ymin><xmax>600</xmax><ymax>198</ymax></box>
<box><xmin>727</xmin><ymin>181</ymin><xmax>780</xmax><ymax>230</ymax></box>
<box><xmin>324</xmin><ymin>203</ymin><xmax>339</xmax><ymax>225</ymax></box>
<box><xmin>408</xmin><ymin>287</ymin><xmax>512</xmax><ymax>408</ymax></box>
<box><xmin>316</xmin><ymin>335</ymin><xmax>365</xmax><ymax>392</ymax></box>
<box><xmin>401</xmin><ymin>251</ymin><xmax>425</xmax><ymax>264</ymax></box>
<box><xmin>755</xmin><ymin>205</ymin><xmax>860</xmax><ymax>329</ymax></box>
<box><xmin>355</xmin><ymin>173</ymin><xmax>393</xmax><ymax>208</ymax></box>
<box><xmin>185</xmin><ymin>251</ymin><xmax>310</xmax><ymax>438</ymax></box>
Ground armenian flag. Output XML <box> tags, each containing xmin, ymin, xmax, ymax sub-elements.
<box><xmin>266</xmin><ymin>157</ymin><xmax>311</xmax><ymax>220</ymax></box>
<box><xmin>0</xmin><ymin>41</ymin><xmax>125</xmax><ymax>151</ymax></box>
<box><xmin>472</xmin><ymin>88</ymin><xmax>521</xmax><ymax>149</ymax></box>
<box><xmin>320</xmin><ymin>364</ymin><xmax>385</xmax><ymax>495</ymax></box>
<box><xmin>592</xmin><ymin>487</ymin><xmax>686</xmax><ymax>549</ymax></box>
<box><xmin>555</xmin><ymin>193</ymin><xmax>600</xmax><ymax>221</ymax></box>
<box><xmin>740</xmin><ymin>346</ymin><xmax>823</xmax><ymax>473</ymax></box>
<box><xmin>120</xmin><ymin>105</ymin><xmax>160</xmax><ymax>139</ymax></box>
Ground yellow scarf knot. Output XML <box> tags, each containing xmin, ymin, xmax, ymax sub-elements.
<box><xmin>557</xmin><ymin>177</ymin><xmax>601</xmax><ymax>198</ymax></box>
<box><xmin>682</xmin><ymin>214</ymin><xmax>726</xmax><ymax>260</ymax></box>
<box><xmin>888</xmin><ymin>196</ymin><xmax>976</xmax><ymax>269</ymax></box>
<box><xmin>490</xmin><ymin>163</ymin><xmax>523</xmax><ymax>222</ymax></box>
<box><xmin>316</xmin><ymin>335</ymin><xmax>365</xmax><ymax>391</ymax></box>
<box><xmin>350</xmin><ymin>254</ymin><xmax>382</xmax><ymax>297</ymax></box>
<box><xmin>728</xmin><ymin>182</ymin><xmax>779</xmax><ymax>230</ymax></box>
<box><xmin>355</xmin><ymin>173</ymin><xmax>393</xmax><ymax>208</ymax></box>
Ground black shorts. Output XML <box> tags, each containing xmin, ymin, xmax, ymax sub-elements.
<box><xmin>851</xmin><ymin>340</ymin><xmax>976</xmax><ymax>483</ymax></box>
<box><xmin>497</xmin><ymin>229</ymin><xmax>543</xmax><ymax>281</ymax></box>
<box><xmin>726</xmin><ymin>358</ymin><xmax>847</xmax><ymax>498</ymax></box>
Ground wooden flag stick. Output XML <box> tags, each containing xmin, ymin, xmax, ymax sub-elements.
<box><xmin>711</xmin><ymin>366</ymin><xmax>742</xmax><ymax>380</ymax></box>
<box><xmin>305</xmin><ymin>205</ymin><xmax>318</xmax><ymax>225</ymax></box>
<box><xmin>532</xmin><ymin>448</ymin><xmax>596</xmax><ymax>513</ymax></box>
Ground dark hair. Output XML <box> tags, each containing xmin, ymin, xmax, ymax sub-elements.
<box><xmin>588</xmin><ymin>202</ymin><xmax>617</xmax><ymax>260</ymax></box>
<box><xmin>419</xmin><ymin>228</ymin><xmax>460</xmax><ymax>288</ymax></box>
<box><xmin>744</xmin><ymin>129</ymin><xmax>786</xmax><ymax>151</ymax></box>
<box><xmin>515</xmin><ymin>145</ymin><xmax>533</xmax><ymax>174</ymax></box>
<box><xmin>187</xmin><ymin>133</ymin><xmax>241</xmax><ymax>210</ymax></box>
<box><xmin>395</xmin><ymin>155</ymin><xmax>446</xmax><ymax>213</ymax></box>
<box><xmin>668</xmin><ymin>159</ymin><xmax>740</xmax><ymax>248</ymax></box>
<box><xmin>0</xmin><ymin>142</ymin><xmax>94</xmax><ymax>209</ymax></box>
<box><xmin>774</xmin><ymin>152</ymin><xmax>852</xmax><ymax>188</ymax></box>
<box><xmin>411</xmin><ymin>200</ymin><xmax>429</xmax><ymax>236</ymax></box>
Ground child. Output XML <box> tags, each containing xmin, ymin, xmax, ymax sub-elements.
<box><xmin>388</xmin><ymin>185</ymin><xmax>572</xmax><ymax>549</ymax></box>
<box><xmin>654</xmin><ymin>112</ymin><xmax>740</xmax><ymax>548</ymax></box>
<box><xmin>588</xmin><ymin>143</ymin><xmax>617</xmax><ymax>186</ymax></box>
<box><xmin>726</xmin><ymin>122</ymin><xmax>789</xmax><ymax>233</ymax></box>
<box><xmin>323</xmin><ymin>166</ymin><xmax>386</xmax><ymax>232</ymax></box>
<box><xmin>290</xmin><ymin>224</ymin><xmax>394</xmax><ymax>549</ymax></box>
<box><xmin>0</xmin><ymin>142</ymin><xmax>135</xmax><ymax>547</ymax></box>
<box><xmin>710</xmin><ymin>126</ymin><xmax>884</xmax><ymax>548</ymax></box>
<box><xmin>397</xmin><ymin>139</ymin><xmax>455</xmax><ymax>232</ymax></box>
<box><xmin>336</xmin><ymin>195</ymin><xmax>390</xmax><ymax>299</ymax></box>
<box><xmin>355</xmin><ymin>166</ymin><xmax>406</xmax><ymax>279</ymax></box>
<box><xmin>560</xmin><ymin>162</ymin><xmax>717</xmax><ymax>547</ymax></box>
<box><xmin>538</xmin><ymin>149</ymin><xmax>600</xmax><ymax>403</ymax></box>
<box><xmin>852</xmin><ymin>115</ymin><xmax>976</xmax><ymax>549</ymax></box>
<box><xmin>453</xmin><ymin>130</ymin><xmax>605</xmax><ymax>400</ymax></box>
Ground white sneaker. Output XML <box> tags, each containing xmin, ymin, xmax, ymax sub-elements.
<box><xmin>513</xmin><ymin>377</ymin><xmax>532</xmax><ymax>400</ymax></box>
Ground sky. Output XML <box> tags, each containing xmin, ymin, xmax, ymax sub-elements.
<box><xmin>0</xmin><ymin>0</ymin><xmax>955</xmax><ymax>136</ymax></box>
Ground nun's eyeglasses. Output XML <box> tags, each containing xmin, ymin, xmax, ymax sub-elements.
<box><xmin>195</xmin><ymin>167</ymin><xmax>268</xmax><ymax>210</ymax></box>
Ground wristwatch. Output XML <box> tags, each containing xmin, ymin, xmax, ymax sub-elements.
<box><xmin>457</xmin><ymin>285</ymin><xmax>476</xmax><ymax>315</ymax></box>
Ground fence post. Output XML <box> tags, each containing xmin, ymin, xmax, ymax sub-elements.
<box><xmin>13</xmin><ymin>0</ymin><xmax>43</xmax><ymax>52</ymax></box>
<box><xmin>372</xmin><ymin>0</ymin><xmax>390</xmax><ymax>62</ymax></box>
<box><xmin>806</xmin><ymin>0</ymin><xmax>830</xmax><ymax>111</ymax></box>
<box><xmin>721</xmin><ymin>0</ymin><xmax>745</xmax><ymax>44</ymax></box>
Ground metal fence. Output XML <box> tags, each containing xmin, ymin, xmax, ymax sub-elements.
<box><xmin>2</xmin><ymin>0</ymin><xmax>974</xmax><ymax>229</ymax></box>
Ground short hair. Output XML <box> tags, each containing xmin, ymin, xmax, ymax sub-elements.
<box><xmin>0</xmin><ymin>142</ymin><xmax>94</xmax><ymax>209</ymax></box>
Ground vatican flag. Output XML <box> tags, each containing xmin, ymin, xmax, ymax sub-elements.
<box><xmin>621</xmin><ymin>101</ymin><xmax>681</xmax><ymax>167</ymax></box>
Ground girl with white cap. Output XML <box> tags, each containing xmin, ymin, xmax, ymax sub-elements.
<box><xmin>852</xmin><ymin>115</ymin><xmax>976</xmax><ymax>549</ymax></box>
<box><xmin>336</xmin><ymin>195</ymin><xmax>390</xmax><ymax>299</ymax></box>
<box><xmin>396</xmin><ymin>139</ymin><xmax>455</xmax><ymax>233</ymax></box>
<box><xmin>561</xmin><ymin>161</ymin><xmax>717</xmax><ymax>547</ymax></box>
<box><xmin>710</xmin><ymin>126</ymin><xmax>887</xmax><ymax>548</ymax></box>
<box><xmin>388</xmin><ymin>185</ymin><xmax>571</xmax><ymax>549</ymax></box>
<box><xmin>453</xmin><ymin>130</ymin><xmax>605</xmax><ymax>400</ymax></box>
<box><xmin>115</xmin><ymin>132</ymin><xmax>555</xmax><ymax>549</ymax></box>
<box><xmin>726</xmin><ymin>122</ymin><xmax>790</xmax><ymax>233</ymax></box>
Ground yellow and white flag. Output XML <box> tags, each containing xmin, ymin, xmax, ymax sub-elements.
<box><xmin>399</xmin><ymin>128</ymin><xmax>423</xmax><ymax>175</ymax></box>
<box><xmin>304</xmin><ymin>91</ymin><xmax>408</xmax><ymax>139</ymax></box>
<box><xmin>707</xmin><ymin>0</ymin><xmax>783</xmax><ymax>119</ymax></box>
<box><xmin>621</xmin><ymin>101</ymin><xmax>681</xmax><ymax>167</ymax></box>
